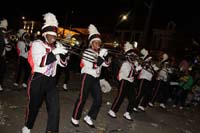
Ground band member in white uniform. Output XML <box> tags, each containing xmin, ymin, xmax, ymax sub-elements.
<box><xmin>71</xmin><ymin>24</ymin><xmax>110</xmax><ymax>128</ymax></box>
<box><xmin>22</xmin><ymin>13</ymin><xmax>68</xmax><ymax>133</ymax></box>
<box><xmin>149</xmin><ymin>53</ymin><xmax>172</xmax><ymax>109</ymax></box>
<box><xmin>135</xmin><ymin>48</ymin><xmax>159</xmax><ymax>112</ymax></box>
<box><xmin>108</xmin><ymin>42</ymin><xmax>142</xmax><ymax>121</ymax></box>
<box><xmin>14</xmin><ymin>29</ymin><xmax>31</xmax><ymax>88</ymax></box>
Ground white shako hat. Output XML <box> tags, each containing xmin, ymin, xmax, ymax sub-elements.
<box><xmin>88</xmin><ymin>24</ymin><xmax>101</xmax><ymax>46</ymax></box>
<box><xmin>0</xmin><ymin>18</ymin><xmax>8</xmax><ymax>30</ymax></box>
<box><xmin>124</xmin><ymin>41</ymin><xmax>133</xmax><ymax>53</ymax></box>
<box><xmin>41</xmin><ymin>12</ymin><xmax>58</xmax><ymax>37</ymax></box>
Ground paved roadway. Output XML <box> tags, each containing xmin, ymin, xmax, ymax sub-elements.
<box><xmin>0</xmin><ymin>54</ymin><xmax>200</xmax><ymax>133</ymax></box>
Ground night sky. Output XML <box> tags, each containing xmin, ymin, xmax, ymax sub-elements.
<box><xmin>1</xmin><ymin>0</ymin><xmax>200</xmax><ymax>33</ymax></box>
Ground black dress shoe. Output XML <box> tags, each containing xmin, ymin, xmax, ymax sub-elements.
<box><xmin>83</xmin><ymin>119</ymin><xmax>95</xmax><ymax>128</ymax></box>
<box><xmin>71</xmin><ymin>120</ymin><xmax>79</xmax><ymax>127</ymax></box>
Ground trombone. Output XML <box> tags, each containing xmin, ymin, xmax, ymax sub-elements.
<box><xmin>57</xmin><ymin>36</ymin><xmax>83</xmax><ymax>56</ymax></box>
<box><xmin>101</xmin><ymin>42</ymin><xmax>124</xmax><ymax>57</ymax></box>
<box><xmin>58</xmin><ymin>38</ymin><xmax>124</xmax><ymax>57</ymax></box>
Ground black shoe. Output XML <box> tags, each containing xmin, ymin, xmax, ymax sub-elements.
<box><xmin>71</xmin><ymin>120</ymin><xmax>79</xmax><ymax>127</ymax></box>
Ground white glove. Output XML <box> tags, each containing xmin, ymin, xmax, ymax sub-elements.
<box><xmin>136</xmin><ymin>65</ymin><xmax>142</xmax><ymax>72</ymax></box>
<box><xmin>134</xmin><ymin>61</ymin><xmax>139</xmax><ymax>67</ymax></box>
<box><xmin>52</xmin><ymin>47</ymin><xmax>68</xmax><ymax>55</ymax></box>
<box><xmin>56</xmin><ymin>41</ymin><xmax>65</xmax><ymax>48</ymax></box>
<box><xmin>99</xmin><ymin>48</ymin><xmax>108</xmax><ymax>58</ymax></box>
<box><xmin>152</xmin><ymin>64</ymin><xmax>159</xmax><ymax>71</ymax></box>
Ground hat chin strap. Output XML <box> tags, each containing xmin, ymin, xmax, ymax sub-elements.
<box><xmin>44</xmin><ymin>35</ymin><xmax>50</xmax><ymax>43</ymax></box>
<box><xmin>44</xmin><ymin>34</ymin><xmax>56</xmax><ymax>44</ymax></box>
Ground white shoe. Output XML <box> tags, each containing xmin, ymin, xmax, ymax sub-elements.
<box><xmin>84</xmin><ymin>115</ymin><xmax>95</xmax><ymax>128</ymax></box>
<box><xmin>108</xmin><ymin>110</ymin><xmax>117</xmax><ymax>118</ymax></box>
<box><xmin>63</xmin><ymin>84</ymin><xmax>68</xmax><ymax>90</ymax></box>
<box><xmin>71</xmin><ymin>117</ymin><xmax>79</xmax><ymax>127</ymax></box>
<box><xmin>0</xmin><ymin>85</ymin><xmax>3</xmax><ymax>91</ymax></box>
<box><xmin>172</xmin><ymin>104</ymin><xmax>176</xmax><ymax>108</ymax></box>
<box><xmin>13</xmin><ymin>83</ymin><xmax>19</xmax><ymax>87</ymax></box>
<box><xmin>22</xmin><ymin>126</ymin><xmax>30</xmax><ymax>133</ymax></box>
<box><xmin>133</xmin><ymin>107</ymin><xmax>138</xmax><ymax>112</ymax></box>
<box><xmin>22</xmin><ymin>83</ymin><xmax>27</xmax><ymax>88</ymax></box>
<box><xmin>123</xmin><ymin>112</ymin><xmax>133</xmax><ymax>121</ymax></box>
<box><xmin>138</xmin><ymin>105</ymin><xmax>145</xmax><ymax>112</ymax></box>
<box><xmin>179</xmin><ymin>106</ymin><xmax>183</xmax><ymax>110</ymax></box>
<box><xmin>148</xmin><ymin>102</ymin><xmax>154</xmax><ymax>107</ymax></box>
<box><xmin>160</xmin><ymin>103</ymin><xmax>166</xmax><ymax>109</ymax></box>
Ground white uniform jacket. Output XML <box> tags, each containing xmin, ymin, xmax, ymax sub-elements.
<box><xmin>118</xmin><ymin>61</ymin><xmax>136</xmax><ymax>82</ymax></box>
<box><xmin>80</xmin><ymin>48</ymin><xmax>109</xmax><ymax>78</ymax></box>
<box><xmin>17</xmin><ymin>40</ymin><xmax>30</xmax><ymax>59</ymax></box>
<box><xmin>138</xmin><ymin>63</ymin><xmax>159</xmax><ymax>81</ymax></box>
<box><xmin>28</xmin><ymin>40</ymin><xmax>68</xmax><ymax>77</ymax></box>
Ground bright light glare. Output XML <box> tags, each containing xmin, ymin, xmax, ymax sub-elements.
<box><xmin>134</xmin><ymin>41</ymin><xmax>138</xmax><ymax>48</ymax></box>
<box><xmin>122</xmin><ymin>15</ymin><xmax>127</xmax><ymax>20</ymax></box>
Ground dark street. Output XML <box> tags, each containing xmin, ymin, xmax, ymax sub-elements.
<box><xmin>0</xmin><ymin>57</ymin><xmax>200</xmax><ymax>133</ymax></box>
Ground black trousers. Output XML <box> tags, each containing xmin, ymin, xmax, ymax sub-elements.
<box><xmin>0</xmin><ymin>57</ymin><xmax>6</xmax><ymax>85</ymax></box>
<box><xmin>111</xmin><ymin>80</ymin><xmax>137</xmax><ymax>113</ymax></box>
<box><xmin>15</xmin><ymin>56</ymin><xmax>31</xmax><ymax>84</ymax></box>
<box><xmin>25</xmin><ymin>72</ymin><xmax>60</xmax><ymax>132</ymax></box>
<box><xmin>157</xmin><ymin>80</ymin><xmax>170</xmax><ymax>104</ymax></box>
<box><xmin>56</xmin><ymin>65</ymin><xmax>70</xmax><ymax>85</ymax></box>
<box><xmin>150</xmin><ymin>79</ymin><xmax>161</xmax><ymax>104</ymax></box>
<box><xmin>72</xmin><ymin>74</ymin><xmax>102</xmax><ymax>120</ymax></box>
<box><xmin>135</xmin><ymin>79</ymin><xmax>153</xmax><ymax>107</ymax></box>
<box><xmin>150</xmin><ymin>80</ymin><xmax>170</xmax><ymax>104</ymax></box>
<box><xmin>174</xmin><ymin>86</ymin><xmax>189</xmax><ymax>107</ymax></box>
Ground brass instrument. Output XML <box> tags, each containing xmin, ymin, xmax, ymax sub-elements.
<box><xmin>58</xmin><ymin>38</ymin><xmax>125</xmax><ymax>58</ymax></box>
<box><xmin>101</xmin><ymin>42</ymin><xmax>124</xmax><ymax>57</ymax></box>
<box><xmin>57</xmin><ymin>34</ymin><xmax>84</xmax><ymax>56</ymax></box>
<box><xmin>58</xmin><ymin>35</ymin><xmax>82</xmax><ymax>48</ymax></box>
<box><xmin>58</xmin><ymin>37</ymin><xmax>142</xmax><ymax>65</ymax></box>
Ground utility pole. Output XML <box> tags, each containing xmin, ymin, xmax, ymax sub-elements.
<box><xmin>143</xmin><ymin>0</ymin><xmax>154</xmax><ymax>49</ymax></box>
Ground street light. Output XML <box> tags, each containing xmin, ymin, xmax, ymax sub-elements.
<box><xmin>115</xmin><ymin>10</ymin><xmax>132</xmax><ymax>27</ymax></box>
<box><xmin>122</xmin><ymin>14</ymin><xmax>128</xmax><ymax>21</ymax></box>
<box><xmin>22</xmin><ymin>16</ymin><xmax>25</xmax><ymax>20</ymax></box>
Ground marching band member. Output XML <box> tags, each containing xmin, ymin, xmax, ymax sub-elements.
<box><xmin>108</xmin><ymin>41</ymin><xmax>142</xmax><ymax>121</ymax></box>
<box><xmin>71</xmin><ymin>24</ymin><xmax>110</xmax><ymax>128</ymax></box>
<box><xmin>149</xmin><ymin>53</ymin><xmax>172</xmax><ymax>109</ymax></box>
<box><xmin>13</xmin><ymin>29</ymin><xmax>31</xmax><ymax>88</ymax></box>
<box><xmin>22</xmin><ymin>12</ymin><xmax>68</xmax><ymax>133</ymax></box>
<box><xmin>135</xmin><ymin>48</ymin><xmax>159</xmax><ymax>112</ymax></box>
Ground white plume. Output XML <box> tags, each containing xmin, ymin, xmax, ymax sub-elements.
<box><xmin>88</xmin><ymin>24</ymin><xmax>100</xmax><ymax>38</ymax></box>
<box><xmin>140</xmin><ymin>48</ymin><xmax>149</xmax><ymax>59</ymax></box>
<box><xmin>124</xmin><ymin>41</ymin><xmax>133</xmax><ymax>53</ymax></box>
<box><xmin>0</xmin><ymin>19</ymin><xmax>8</xmax><ymax>29</ymax></box>
<box><xmin>161</xmin><ymin>53</ymin><xmax>168</xmax><ymax>63</ymax></box>
<box><xmin>17</xmin><ymin>29</ymin><xmax>26</xmax><ymax>38</ymax></box>
<box><xmin>42</xmin><ymin>12</ymin><xmax>58</xmax><ymax>29</ymax></box>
